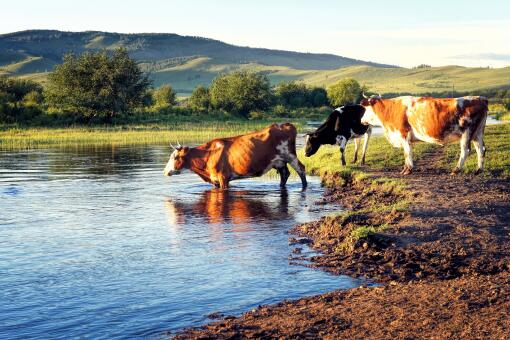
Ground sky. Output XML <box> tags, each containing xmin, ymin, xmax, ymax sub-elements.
<box><xmin>2</xmin><ymin>0</ymin><xmax>510</xmax><ymax>68</ymax></box>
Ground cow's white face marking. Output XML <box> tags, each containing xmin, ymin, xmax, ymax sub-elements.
<box><xmin>163</xmin><ymin>150</ymin><xmax>177</xmax><ymax>176</ymax></box>
<box><xmin>335</xmin><ymin>106</ymin><xmax>344</xmax><ymax>114</ymax></box>
<box><xmin>215</xmin><ymin>141</ymin><xmax>223</xmax><ymax>148</ymax></box>
<box><xmin>360</xmin><ymin>105</ymin><xmax>382</xmax><ymax>126</ymax></box>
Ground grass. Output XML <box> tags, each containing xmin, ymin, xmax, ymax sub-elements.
<box><xmin>150</xmin><ymin>62</ymin><xmax>510</xmax><ymax>95</ymax></box>
<box><xmin>299</xmin><ymin>123</ymin><xmax>510</xmax><ymax>251</ymax></box>
<box><xmin>441</xmin><ymin>123</ymin><xmax>510</xmax><ymax>177</ymax></box>
<box><xmin>299</xmin><ymin>134</ymin><xmax>439</xmax><ymax>178</ymax></box>
<box><xmin>300</xmin><ymin>123</ymin><xmax>510</xmax><ymax>178</ymax></box>
<box><xmin>0</xmin><ymin>121</ymin><xmax>285</xmax><ymax>149</ymax></box>
<box><xmin>7</xmin><ymin>53</ymin><xmax>510</xmax><ymax>95</ymax></box>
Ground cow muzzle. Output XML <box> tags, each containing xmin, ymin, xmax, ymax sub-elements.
<box><xmin>163</xmin><ymin>169</ymin><xmax>181</xmax><ymax>176</ymax></box>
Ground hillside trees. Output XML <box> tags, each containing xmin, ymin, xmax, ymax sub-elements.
<box><xmin>0</xmin><ymin>77</ymin><xmax>43</xmax><ymax>123</ymax></box>
<box><xmin>189</xmin><ymin>85</ymin><xmax>211</xmax><ymax>111</ymax></box>
<box><xmin>152</xmin><ymin>85</ymin><xmax>177</xmax><ymax>108</ymax></box>
<box><xmin>209</xmin><ymin>71</ymin><xmax>272</xmax><ymax>117</ymax></box>
<box><xmin>273</xmin><ymin>81</ymin><xmax>329</xmax><ymax>108</ymax></box>
<box><xmin>327</xmin><ymin>78</ymin><xmax>362</xmax><ymax>106</ymax></box>
<box><xmin>45</xmin><ymin>48</ymin><xmax>151</xmax><ymax>120</ymax></box>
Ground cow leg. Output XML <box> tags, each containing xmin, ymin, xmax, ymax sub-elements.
<box><xmin>401</xmin><ymin>137</ymin><xmax>414</xmax><ymax>175</ymax></box>
<box><xmin>352</xmin><ymin>137</ymin><xmax>360</xmax><ymax>164</ymax></box>
<box><xmin>277</xmin><ymin>165</ymin><xmax>290</xmax><ymax>188</ymax></box>
<box><xmin>289</xmin><ymin>158</ymin><xmax>307</xmax><ymax>189</ymax></box>
<box><xmin>217</xmin><ymin>176</ymin><xmax>229</xmax><ymax>189</ymax></box>
<box><xmin>336</xmin><ymin>135</ymin><xmax>347</xmax><ymax>166</ymax></box>
<box><xmin>360</xmin><ymin>127</ymin><xmax>372</xmax><ymax>166</ymax></box>
<box><xmin>453</xmin><ymin>131</ymin><xmax>471</xmax><ymax>174</ymax></box>
<box><xmin>472</xmin><ymin>131</ymin><xmax>485</xmax><ymax>175</ymax></box>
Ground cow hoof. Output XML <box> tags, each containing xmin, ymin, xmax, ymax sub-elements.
<box><xmin>400</xmin><ymin>167</ymin><xmax>412</xmax><ymax>175</ymax></box>
<box><xmin>474</xmin><ymin>168</ymin><xmax>483</xmax><ymax>175</ymax></box>
<box><xmin>451</xmin><ymin>167</ymin><xmax>461</xmax><ymax>175</ymax></box>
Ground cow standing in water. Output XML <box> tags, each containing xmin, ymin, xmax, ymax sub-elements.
<box><xmin>163</xmin><ymin>123</ymin><xmax>307</xmax><ymax>189</ymax></box>
<box><xmin>360</xmin><ymin>95</ymin><xmax>488</xmax><ymax>174</ymax></box>
<box><xmin>304</xmin><ymin>105</ymin><xmax>372</xmax><ymax>165</ymax></box>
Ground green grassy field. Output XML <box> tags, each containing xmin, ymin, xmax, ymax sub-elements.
<box><xmin>0</xmin><ymin>121</ymin><xmax>282</xmax><ymax>149</ymax></box>
<box><xmin>5</xmin><ymin>54</ymin><xmax>509</xmax><ymax>95</ymax></box>
<box><xmin>300</xmin><ymin>123</ymin><xmax>510</xmax><ymax>178</ymax></box>
<box><xmin>146</xmin><ymin>61</ymin><xmax>510</xmax><ymax>95</ymax></box>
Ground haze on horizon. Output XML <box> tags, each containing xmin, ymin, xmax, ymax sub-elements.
<box><xmin>2</xmin><ymin>0</ymin><xmax>509</xmax><ymax>68</ymax></box>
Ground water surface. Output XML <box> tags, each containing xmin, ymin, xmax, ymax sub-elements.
<box><xmin>0</xmin><ymin>146</ymin><xmax>363</xmax><ymax>339</ymax></box>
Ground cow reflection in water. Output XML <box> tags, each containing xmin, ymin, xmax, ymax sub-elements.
<box><xmin>164</xmin><ymin>188</ymin><xmax>290</xmax><ymax>232</ymax></box>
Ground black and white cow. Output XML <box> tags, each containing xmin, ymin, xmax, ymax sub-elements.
<box><xmin>304</xmin><ymin>105</ymin><xmax>372</xmax><ymax>165</ymax></box>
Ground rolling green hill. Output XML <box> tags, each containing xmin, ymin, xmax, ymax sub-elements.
<box><xmin>1</xmin><ymin>30</ymin><xmax>509</xmax><ymax>95</ymax></box>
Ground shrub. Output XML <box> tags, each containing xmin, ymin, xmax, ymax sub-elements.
<box><xmin>153</xmin><ymin>85</ymin><xmax>176</xmax><ymax>108</ymax></box>
<box><xmin>327</xmin><ymin>78</ymin><xmax>362</xmax><ymax>106</ymax></box>
<box><xmin>44</xmin><ymin>48</ymin><xmax>151</xmax><ymax>121</ymax></box>
<box><xmin>210</xmin><ymin>71</ymin><xmax>272</xmax><ymax>117</ymax></box>
<box><xmin>189</xmin><ymin>85</ymin><xmax>211</xmax><ymax>111</ymax></box>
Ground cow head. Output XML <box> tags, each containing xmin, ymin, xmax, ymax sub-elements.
<box><xmin>163</xmin><ymin>145</ymin><xmax>190</xmax><ymax>176</ymax></box>
<box><xmin>304</xmin><ymin>133</ymin><xmax>321</xmax><ymax>157</ymax></box>
<box><xmin>360</xmin><ymin>94</ymin><xmax>383</xmax><ymax>126</ymax></box>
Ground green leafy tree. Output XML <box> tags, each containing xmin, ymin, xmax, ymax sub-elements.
<box><xmin>210</xmin><ymin>71</ymin><xmax>272</xmax><ymax>117</ymax></box>
<box><xmin>274</xmin><ymin>81</ymin><xmax>310</xmax><ymax>108</ymax></box>
<box><xmin>503</xmin><ymin>98</ymin><xmax>510</xmax><ymax>111</ymax></box>
<box><xmin>189</xmin><ymin>85</ymin><xmax>211</xmax><ymax>111</ymax></box>
<box><xmin>153</xmin><ymin>85</ymin><xmax>176</xmax><ymax>108</ymax></box>
<box><xmin>0</xmin><ymin>77</ymin><xmax>43</xmax><ymax>123</ymax></box>
<box><xmin>308</xmin><ymin>87</ymin><xmax>329</xmax><ymax>107</ymax></box>
<box><xmin>327</xmin><ymin>78</ymin><xmax>362</xmax><ymax>106</ymax></box>
<box><xmin>45</xmin><ymin>48</ymin><xmax>151</xmax><ymax>120</ymax></box>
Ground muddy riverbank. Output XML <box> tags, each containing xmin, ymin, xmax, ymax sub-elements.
<box><xmin>174</xmin><ymin>144</ymin><xmax>510</xmax><ymax>339</ymax></box>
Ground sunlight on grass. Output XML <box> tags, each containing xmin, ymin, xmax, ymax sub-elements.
<box><xmin>0</xmin><ymin>122</ymin><xmax>278</xmax><ymax>149</ymax></box>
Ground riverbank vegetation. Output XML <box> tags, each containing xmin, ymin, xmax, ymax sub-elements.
<box><xmin>3</xmin><ymin>48</ymin><xmax>509</xmax><ymax>130</ymax></box>
<box><xmin>0</xmin><ymin>48</ymin><xmax>363</xmax><ymax>127</ymax></box>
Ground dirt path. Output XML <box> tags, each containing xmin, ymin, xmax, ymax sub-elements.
<box><xmin>174</xmin><ymin>146</ymin><xmax>510</xmax><ymax>339</ymax></box>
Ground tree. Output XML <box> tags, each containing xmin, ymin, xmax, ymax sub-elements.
<box><xmin>153</xmin><ymin>85</ymin><xmax>176</xmax><ymax>108</ymax></box>
<box><xmin>189</xmin><ymin>85</ymin><xmax>211</xmax><ymax>111</ymax></box>
<box><xmin>0</xmin><ymin>77</ymin><xmax>43</xmax><ymax>123</ymax></box>
<box><xmin>327</xmin><ymin>78</ymin><xmax>362</xmax><ymax>106</ymax></box>
<box><xmin>308</xmin><ymin>87</ymin><xmax>329</xmax><ymax>107</ymax></box>
<box><xmin>45</xmin><ymin>48</ymin><xmax>151</xmax><ymax>120</ymax></box>
<box><xmin>274</xmin><ymin>81</ymin><xmax>310</xmax><ymax>108</ymax></box>
<box><xmin>210</xmin><ymin>71</ymin><xmax>272</xmax><ymax>116</ymax></box>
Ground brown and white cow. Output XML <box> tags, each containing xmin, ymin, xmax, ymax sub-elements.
<box><xmin>163</xmin><ymin>123</ymin><xmax>307</xmax><ymax>189</ymax></box>
<box><xmin>360</xmin><ymin>95</ymin><xmax>488</xmax><ymax>174</ymax></box>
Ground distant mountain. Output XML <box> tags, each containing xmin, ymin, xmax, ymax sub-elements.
<box><xmin>1</xmin><ymin>30</ymin><xmax>508</xmax><ymax>95</ymax></box>
<box><xmin>0</xmin><ymin>29</ymin><xmax>392</xmax><ymax>72</ymax></box>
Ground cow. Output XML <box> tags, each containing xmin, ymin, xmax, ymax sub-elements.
<box><xmin>163</xmin><ymin>123</ymin><xmax>307</xmax><ymax>189</ymax></box>
<box><xmin>304</xmin><ymin>105</ymin><xmax>372</xmax><ymax>166</ymax></box>
<box><xmin>360</xmin><ymin>94</ymin><xmax>488</xmax><ymax>174</ymax></box>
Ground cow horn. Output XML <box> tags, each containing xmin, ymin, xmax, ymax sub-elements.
<box><xmin>362</xmin><ymin>92</ymin><xmax>368</xmax><ymax>99</ymax></box>
<box><xmin>378</xmin><ymin>93</ymin><xmax>382</xmax><ymax>98</ymax></box>
<box><xmin>169</xmin><ymin>142</ymin><xmax>176</xmax><ymax>150</ymax></box>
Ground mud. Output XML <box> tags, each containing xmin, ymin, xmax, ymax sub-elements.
<box><xmin>174</xmin><ymin>147</ymin><xmax>510</xmax><ymax>339</ymax></box>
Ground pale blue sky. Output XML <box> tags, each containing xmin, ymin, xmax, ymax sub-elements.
<box><xmin>2</xmin><ymin>0</ymin><xmax>510</xmax><ymax>67</ymax></box>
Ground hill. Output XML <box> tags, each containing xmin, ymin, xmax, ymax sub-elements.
<box><xmin>1</xmin><ymin>30</ymin><xmax>509</xmax><ymax>95</ymax></box>
<box><xmin>0</xmin><ymin>29</ymin><xmax>389</xmax><ymax>73</ymax></box>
